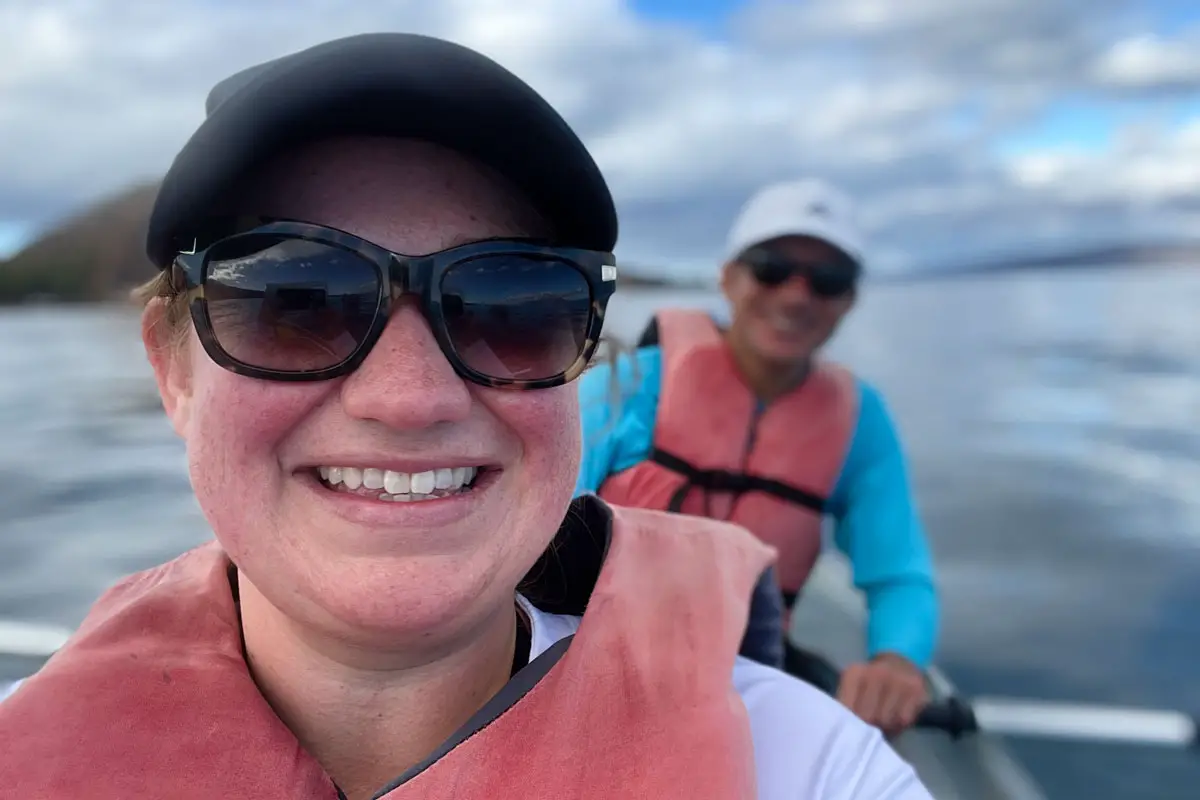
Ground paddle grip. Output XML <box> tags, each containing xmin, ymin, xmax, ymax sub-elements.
<box><xmin>914</xmin><ymin>696</ymin><xmax>978</xmax><ymax>739</ymax></box>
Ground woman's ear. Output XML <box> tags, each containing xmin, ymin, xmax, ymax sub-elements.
<box><xmin>142</xmin><ymin>298</ymin><xmax>192</xmax><ymax>437</ymax></box>
<box><xmin>718</xmin><ymin>259</ymin><xmax>736</xmax><ymax>297</ymax></box>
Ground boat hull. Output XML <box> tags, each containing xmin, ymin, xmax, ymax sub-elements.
<box><xmin>791</xmin><ymin>554</ymin><xmax>1046</xmax><ymax>800</ymax></box>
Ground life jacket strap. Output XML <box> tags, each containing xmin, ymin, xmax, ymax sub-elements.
<box><xmin>650</xmin><ymin>447</ymin><xmax>828</xmax><ymax>514</ymax></box>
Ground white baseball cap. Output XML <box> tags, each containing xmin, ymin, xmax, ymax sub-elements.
<box><xmin>725</xmin><ymin>178</ymin><xmax>865</xmax><ymax>267</ymax></box>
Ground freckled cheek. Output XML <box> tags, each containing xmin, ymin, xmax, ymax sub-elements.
<box><xmin>486</xmin><ymin>387</ymin><xmax>581</xmax><ymax>486</ymax></box>
<box><xmin>185</xmin><ymin>368</ymin><xmax>329</xmax><ymax>489</ymax></box>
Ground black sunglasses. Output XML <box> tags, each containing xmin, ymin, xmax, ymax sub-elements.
<box><xmin>739</xmin><ymin>246</ymin><xmax>859</xmax><ymax>297</ymax></box>
<box><xmin>171</xmin><ymin>220</ymin><xmax>617</xmax><ymax>389</ymax></box>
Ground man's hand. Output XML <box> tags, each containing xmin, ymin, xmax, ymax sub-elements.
<box><xmin>836</xmin><ymin>652</ymin><xmax>928</xmax><ymax>736</ymax></box>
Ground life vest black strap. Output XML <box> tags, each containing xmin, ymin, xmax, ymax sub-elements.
<box><xmin>650</xmin><ymin>447</ymin><xmax>827</xmax><ymax>514</ymax></box>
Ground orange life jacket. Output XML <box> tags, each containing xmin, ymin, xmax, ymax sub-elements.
<box><xmin>599</xmin><ymin>309</ymin><xmax>858</xmax><ymax>595</ymax></box>
<box><xmin>0</xmin><ymin>497</ymin><xmax>774</xmax><ymax>800</ymax></box>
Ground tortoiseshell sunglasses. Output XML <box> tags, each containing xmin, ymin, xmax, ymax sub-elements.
<box><xmin>172</xmin><ymin>220</ymin><xmax>617</xmax><ymax>389</ymax></box>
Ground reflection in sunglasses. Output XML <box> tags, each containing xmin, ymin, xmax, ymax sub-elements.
<box><xmin>207</xmin><ymin>243</ymin><xmax>296</xmax><ymax>284</ymax></box>
<box><xmin>272</xmin><ymin>319</ymin><xmax>358</xmax><ymax>362</ymax></box>
<box><xmin>456</xmin><ymin>335</ymin><xmax>511</xmax><ymax>378</ymax></box>
<box><xmin>454</xmin><ymin>325</ymin><xmax>583</xmax><ymax>380</ymax></box>
<box><xmin>447</xmin><ymin>295</ymin><xmax>588</xmax><ymax>380</ymax></box>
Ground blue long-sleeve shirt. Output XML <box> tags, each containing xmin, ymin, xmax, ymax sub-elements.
<box><xmin>574</xmin><ymin>343</ymin><xmax>939</xmax><ymax>669</ymax></box>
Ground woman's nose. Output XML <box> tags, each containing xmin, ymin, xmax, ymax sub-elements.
<box><xmin>338</xmin><ymin>300</ymin><xmax>472</xmax><ymax>430</ymax></box>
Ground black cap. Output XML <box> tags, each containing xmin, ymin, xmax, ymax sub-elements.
<box><xmin>146</xmin><ymin>33</ymin><xmax>618</xmax><ymax>267</ymax></box>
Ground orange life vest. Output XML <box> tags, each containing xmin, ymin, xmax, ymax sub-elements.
<box><xmin>0</xmin><ymin>497</ymin><xmax>774</xmax><ymax>800</ymax></box>
<box><xmin>599</xmin><ymin>309</ymin><xmax>858</xmax><ymax>595</ymax></box>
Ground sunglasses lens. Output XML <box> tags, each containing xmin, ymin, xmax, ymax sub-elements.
<box><xmin>748</xmin><ymin>251</ymin><xmax>856</xmax><ymax>297</ymax></box>
<box><xmin>202</xmin><ymin>234</ymin><xmax>381</xmax><ymax>373</ymax></box>
<box><xmin>748</xmin><ymin>258</ymin><xmax>792</xmax><ymax>287</ymax></box>
<box><xmin>440</xmin><ymin>256</ymin><xmax>592</xmax><ymax>382</ymax></box>
<box><xmin>806</xmin><ymin>264</ymin><xmax>857</xmax><ymax>297</ymax></box>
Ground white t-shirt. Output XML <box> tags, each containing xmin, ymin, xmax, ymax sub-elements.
<box><xmin>0</xmin><ymin>602</ymin><xmax>933</xmax><ymax>799</ymax></box>
<box><xmin>522</xmin><ymin>599</ymin><xmax>932</xmax><ymax>799</ymax></box>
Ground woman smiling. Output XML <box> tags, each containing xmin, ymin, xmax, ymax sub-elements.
<box><xmin>0</xmin><ymin>32</ymin><xmax>932</xmax><ymax>800</ymax></box>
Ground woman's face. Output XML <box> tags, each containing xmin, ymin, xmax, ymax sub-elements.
<box><xmin>144</xmin><ymin>137</ymin><xmax>581</xmax><ymax>651</ymax></box>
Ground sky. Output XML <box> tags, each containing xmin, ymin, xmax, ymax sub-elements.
<box><xmin>2</xmin><ymin>0</ymin><xmax>1200</xmax><ymax>277</ymax></box>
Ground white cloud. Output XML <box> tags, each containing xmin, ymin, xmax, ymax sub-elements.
<box><xmin>1092</xmin><ymin>32</ymin><xmax>1200</xmax><ymax>91</ymax></box>
<box><xmin>1</xmin><ymin>0</ymin><xmax>1199</xmax><ymax>277</ymax></box>
<box><xmin>1007</xmin><ymin>117</ymin><xmax>1200</xmax><ymax>205</ymax></box>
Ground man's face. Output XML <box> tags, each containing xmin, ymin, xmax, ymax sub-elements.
<box><xmin>721</xmin><ymin>235</ymin><xmax>858</xmax><ymax>366</ymax></box>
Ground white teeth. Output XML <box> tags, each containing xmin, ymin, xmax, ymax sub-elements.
<box><xmin>770</xmin><ymin>315</ymin><xmax>803</xmax><ymax>332</ymax></box>
<box><xmin>410</xmin><ymin>470</ymin><xmax>436</xmax><ymax>494</ymax></box>
<box><xmin>362</xmin><ymin>468</ymin><xmax>385</xmax><ymax>490</ymax></box>
<box><xmin>383</xmin><ymin>470</ymin><xmax>410</xmax><ymax>494</ymax></box>
<box><xmin>342</xmin><ymin>467</ymin><xmax>363</xmax><ymax>490</ymax></box>
<box><xmin>318</xmin><ymin>464</ymin><xmax>480</xmax><ymax>500</ymax></box>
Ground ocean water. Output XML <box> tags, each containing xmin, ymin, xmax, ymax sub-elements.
<box><xmin>2</xmin><ymin>266</ymin><xmax>1199</xmax><ymax>797</ymax></box>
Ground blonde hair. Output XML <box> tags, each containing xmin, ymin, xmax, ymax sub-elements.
<box><xmin>132</xmin><ymin>265</ymin><xmax>196</xmax><ymax>352</ymax></box>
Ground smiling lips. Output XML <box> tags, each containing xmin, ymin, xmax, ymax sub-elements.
<box><xmin>765</xmin><ymin>312</ymin><xmax>809</xmax><ymax>334</ymax></box>
<box><xmin>318</xmin><ymin>465</ymin><xmax>481</xmax><ymax>502</ymax></box>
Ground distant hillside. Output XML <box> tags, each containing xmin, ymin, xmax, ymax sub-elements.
<box><xmin>881</xmin><ymin>241</ymin><xmax>1200</xmax><ymax>284</ymax></box>
<box><xmin>616</xmin><ymin>266</ymin><xmax>706</xmax><ymax>288</ymax></box>
<box><xmin>0</xmin><ymin>184</ymin><xmax>159</xmax><ymax>304</ymax></box>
